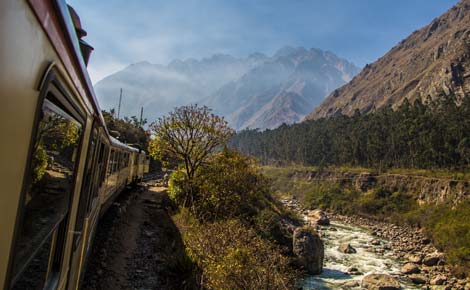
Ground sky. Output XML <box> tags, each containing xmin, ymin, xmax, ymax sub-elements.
<box><xmin>68</xmin><ymin>0</ymin><xmax>459</xmax><ymax>84</ymax></box>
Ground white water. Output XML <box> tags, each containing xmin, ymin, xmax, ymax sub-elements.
<box><xmin>302</xmin><ymin>221</ymin><xmax>416</xmax><ymax>289</ymax></box>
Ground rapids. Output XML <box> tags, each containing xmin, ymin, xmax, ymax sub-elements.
<box><xmin>302</xmin><ymin>221</ymin><xmax>416</xmax><ymax>289</ymax></box>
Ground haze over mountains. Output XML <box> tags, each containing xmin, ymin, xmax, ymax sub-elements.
<box><xmin>95</xmin><ymin>47</ymin><xmax>359</xmax><ymax>130</ymax></box>
<box><xmin>306</xmin><ymin>0</ymin><xmax>469</xmax><ymax>120</ymax></box>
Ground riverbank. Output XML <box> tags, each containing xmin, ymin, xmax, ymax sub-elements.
<box><xmin>280</xmin><ymin>197</ymin><xmax>470</xmax><ymax>289</ymax></box>
<box><xmin>329</xmin><ymin>213</ymin><xmax>469</xmax><ymax>289</ymax></box>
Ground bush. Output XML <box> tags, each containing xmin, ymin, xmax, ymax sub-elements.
<box><xmin>174</xmin><ymin>214</ymin><xmax>297</xmax><ymax>290</ymax></box>
<box><xmin>404</xmin><ymin>201</ymin><xmax>470</xmax><ymax>276</ymax></box>
<box><xmin>304</xmin><ymin>183</ymin><xmax>360</xmax><ymax>214</ymax></box>
<box><xmin>169</xmin><ymin>149</ymin><xmax>272</xmax><ymax>221</ymax></box>
<box><xmin>356</xmin><ymin>187</ymin><xmax>417</xmax><ymax>217</ymax></box>
<box><xmin>168</xmin><ymin>169</ymin><xmax>193</xmax><ymax>207</ymax></box>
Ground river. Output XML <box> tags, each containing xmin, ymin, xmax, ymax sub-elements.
<box><xmin>302</xmin><ymin>221</ymin><xmax>416</xmax><ymax>289</ymax></box>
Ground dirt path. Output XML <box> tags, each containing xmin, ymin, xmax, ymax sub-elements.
<box><xmin>82</xmin><ymin>184</ymin><xmax>192</xmax><ymax>290</ymax></box>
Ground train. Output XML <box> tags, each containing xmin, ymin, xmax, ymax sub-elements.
<box><xmin>0</xmin><ymin>1</ymin><xmax>150</xmax><ymax>289</ymax></box>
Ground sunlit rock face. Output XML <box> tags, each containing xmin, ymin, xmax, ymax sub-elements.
<box><xmin>95</xmin><ymin>47</ymin><xmax>358</xmax><ymax>130</ymax></box>
<box><xmin>306</xmin><ymin>0</ymin><xmax>470</xmax><ymax>121</ymax></box>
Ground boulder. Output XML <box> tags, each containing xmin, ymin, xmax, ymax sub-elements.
<box><xmin>400</xmin><ymin>263</ymin><xmax>420</xmax><ymax>274</ymax></box>
<box><xmin>423</xmin><ymin>253</ymin><xmax>443</xmax><ymax>266</ymax></box>
<box><xmin>293</xmin><ymin>226</ymin><xmax>324</xmax><ymax>274</ymax></box>
<box><xmin>371</xmin><ymin>239</ymin><xmax>381</xmax><ymax>245</ymax></box>
<box><xmin>405</xmin><ymin>254</ymin><xmax>422</xmax><ymax>264</ymax></box>
<box><xmin>342</xmin><ymin>280</ymin><xmax>360</xmax><ymax>288</ymax></box>
<box><xmin>431</xmin><ymin>275</ymin><xmax>447</xmax><ymax>285</ymax></box>
<box><xmin>361</xmin><ymin>274</ymin><xmax>401</xmax><ymax>290</ymax></box>
<box><xmin>339</xmin><ymin>243</ymin><xmax>357</xmax><ymax>254</ymax></box>
<box><xmin>348</xmin><ymin>268</ymin><xmax>363</xmax><ymax>275</ymax></box>
<box><xmin>409</xmin><ymin>274</ymin><xmax>427</xmax><ymax>284</ymax></box>
<box><xmin>307</xmin><ymin>209</ymin><xmax>330</xmax><ymax>226</ymax></box>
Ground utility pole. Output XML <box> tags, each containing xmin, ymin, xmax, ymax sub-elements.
<box><xmin>117</xmin><ymin>88</ymin><xmax>122</xmax><ymax>119</ymax></box>
<box><xmin>139</xmin><ymin>106</ymin><xmax>144</xmax><ymax>127</ymax></box>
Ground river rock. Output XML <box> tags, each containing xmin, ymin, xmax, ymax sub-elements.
<box><xmin>405</xmin><ymin>254</ymin><xmax>422</xmax><ymax>264</ymax></box>
<box><xmin>338</xmin><ymin>243</ymin><xmax>357</xmax><ymax>254</ymax></box>
<box><xmin>307</xmin><ymin>209</ymin><xmax>330</xmax><ymax>226</ymax></box>
<box><xmin>409</xmin><ymin>274</ymin><xmax>427</xmax><ymax>284</ymax></box>
<box><xmin>371</xmin><ymin>239</ymin><xmax>381</xmax><ymax>245</ymax></box>
<box><xmin>400</xmin><ymin>263</ymin><xmax>420</xmax><ymax>274</ymax></box>
<box><xmin>431</xmin><ymin>275</ymin><xmax>447</xmax><ymax>285</ymax></box>
<box><xmin>423</xmin><ymin>253</ymin><xmax>443</xmax><ymax>266</ymax></box>
<box><xmin>342</xmin><ymin>280</ymin><xmax>360</xmax><ymax>288</ymax></box>
<box><xmin>361</xmin><ymin>273</ymin><xmax>401</xmax><ymax>290</ymax></box>
<box><xmin>293</xmin><ymin>226</ymin><xmax>324</xmax><ymax>274</ymax></box>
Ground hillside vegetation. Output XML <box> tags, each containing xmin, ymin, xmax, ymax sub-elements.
<box><xmin>148</xmin><ymin>105</ymin><xmax>302</xmax><ymax>289</ymax></box>
<box><xmin>232</xmin><ymin>95</ymin><xmax>470</xmax><ymax>171</ymax></box>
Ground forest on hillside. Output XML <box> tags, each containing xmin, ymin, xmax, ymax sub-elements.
<box><xmin>231</xmin><ymin>94</ymin><xmax>470</xmax><ymax>170</ymax></box>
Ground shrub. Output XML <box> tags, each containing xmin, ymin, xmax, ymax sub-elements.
<box><xmin>174</xmin><ymin>215</ymin><xmax>297</xmax><ymax>290</ymax></box>
<box><xmin>169</xmin><ymin>149</ymin><xmax>273</xmax><ymax>221</ymax></box>
<box><xmin>404</xmin><ymin>201</ymin><xmax>470</xmax><ymax>277</ymax></box>
<box><xmin>168</xmin><ymin>169</ymin><xmax>193</xmax><ymax>207</ymax></box>
<box><xmin>304</xmin><ymin>183</ymin><xmax>360</xmax><ymax>214</ymax></box>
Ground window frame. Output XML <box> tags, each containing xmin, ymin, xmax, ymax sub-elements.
<box><xmin>7</xmin><ymin>68</ymin><xmax>86</xmax><ymax>289</ymax></box>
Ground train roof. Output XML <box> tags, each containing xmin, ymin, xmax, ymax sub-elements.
<box><xmin>109</xmin><ymin>136</ymin><xmax>141</xmax><ymax>153</ymax></box>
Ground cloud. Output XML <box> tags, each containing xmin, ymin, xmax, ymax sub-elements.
<box><xmin>68</xmin><ymin>0</ymin><xmax>458</xmax><ymax>83</ymax></box>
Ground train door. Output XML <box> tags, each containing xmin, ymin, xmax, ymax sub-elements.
<box><xmin>68</xmin><ymin>125</ymin><xmax>99</xmax><ymax>288</ymax></box>
<box><xmin>9</xmin><ymin>91</ymin><xmax>84</xmax><ymax>289</ymax></box>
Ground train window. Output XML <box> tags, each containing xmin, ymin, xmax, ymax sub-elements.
<box><xmin>74</xmin><ymin>127</ymin><xmax>98</xmax><ymax>247</ymax></box>
<box><xmin>12</xmin><ymin>96</ymin><xmax>83</xmax><ymax>288</ymax></box>
<box><xmin>108</xmin><ymin>150</ymin><xmax>114</xmax><ymax>175</ymax></box>
<box><xmin>100</xmin><ymin>144</ymin><xmax>108</xmax><ymax>184</ymax></box>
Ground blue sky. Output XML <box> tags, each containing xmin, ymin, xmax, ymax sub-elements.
<box><xmin>68</xmin><ymin>0</ymin><xmax>458</xmax><ymax>83</ymax></box>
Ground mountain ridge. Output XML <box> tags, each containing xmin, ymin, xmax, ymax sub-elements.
<box><xmin>94</xmin><ymin>46</ymin><xmax>359</xmax><ymax>130</ymax></box>
<box><xmin>306</xmin><ymin>0</ymin><xmax>469</xmax><ymax>120</ymax></box>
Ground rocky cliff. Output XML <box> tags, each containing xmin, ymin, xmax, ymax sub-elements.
<box><xmin>306</xmin><ymin>0</ymin><xmax>470</xmax><ymax>120</ymax></box>
<box><xmin>291</xmin><ymin>169</ymin><xmax>469</xmax><ymax>205</ymax></box>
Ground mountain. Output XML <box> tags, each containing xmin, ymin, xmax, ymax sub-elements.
<box><xmin>94</xmin><ymin>47</ymin><xmax>359</xmax><ymax>130</ymax></box>
<box><xmin>206</xmin><ymin>47</ymin><xmax>359</xmax><ymax>129</ymax></box>
<box><xmin>306</xmin><ymin>0</ymin><xmax>470</xmax><ymax>120</ymax></box>
<box><xmin>95</xmin><ymin>54</ymin><xmax>264</xmax><ymax>120</ymax></box>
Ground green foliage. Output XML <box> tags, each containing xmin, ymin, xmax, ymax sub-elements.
<box><xmin>304</xmin><ymin>183</ymin><xmax>361</xmax><ymax>214</ymax></box>
<box><xmin>174</xmin><ymin>215</ymin><xmax>298</xmax><ymax>290</ymax></box>
<box><xmin>404</xmin><ymin>201</ymin><xmax>470</xmax><ymax>276</ymax></box>
<box><xmin>193</xmin><ymin>149</ymin><xmax>270</xmax><ymax>221</ymax></box>
<box><xmin>148</xmin><ymin>105</ymin><xmax>234</xmax><ymax>181</ymax></box>
<box><xmin>31</xmin><ymin>145</ymin><xmax>47</xmax><ymax>184</ymax></box>
<box><xmin>231</xmin><ymin>94</ymin><xmax>470</xmax><ymax>171</ymax></box>
<box><xmin>169</xmin><ymin>149</ymin><xmax>286</xmax><ymax>224</ymax></box>
<box><xmin>356</xmin><ymin>188</ymin><xmax>417</xmax><ymax>217</ymax></box>
<box><xmin>102</xmin><ymin>110</ymin><xmax>149</xmax><ymax>149</ymax></box>
<box><xmin>168</xmin><ymin>169</ymin><xmax>190</xmax><ymax>206</ymax></box>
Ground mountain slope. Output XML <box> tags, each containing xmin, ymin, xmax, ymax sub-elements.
<box><xmin>95</xmin><ymin>47</ymin><xmax>359</xmax><ymax>130</ymax></box>
<box><xmin>95</xmin><ymin>54</ymin><xmax>264</xmax><ymax>119</ymax></box>
<box><xmin>207</xmin><ymin>47</ymin><xmax>359</xmax><ymax>129</ymax></box>
<box><xmin>306</xmin><ymin>0</ymin><xmax>470</xmax><ymax>120</ymax></box>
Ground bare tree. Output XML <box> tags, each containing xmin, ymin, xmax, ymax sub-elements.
<box><xmin>148</xmin><ymin>104</ymin><xmax>234</xmax><ymax>180</ymax></box>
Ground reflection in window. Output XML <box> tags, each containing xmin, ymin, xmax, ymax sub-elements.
<box><xmin>12</xmin><ymin>97</ymin><xmax>82</xmax><ymax>288</ymax></box>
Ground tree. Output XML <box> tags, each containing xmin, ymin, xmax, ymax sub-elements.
<box><xmin>148</xmin><ymin>104</ymin><xmax>234</xmax><ymax>180</ymax></box>
<box><xmin>102</xmin><ymin>110</ymin><xmax>149</xmax><ymax>149</ymax></box>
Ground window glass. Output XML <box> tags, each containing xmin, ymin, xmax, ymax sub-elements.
<box><xmin>12</xmin><ymin>97</ymin><xmax>82</xmax><ymax>286</ymax></box>
<box><xmin>74</xmin><ymin>129</ymin><xmax>98</xmax><ymax>245</ymax></box>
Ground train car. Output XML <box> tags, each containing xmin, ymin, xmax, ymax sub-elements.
<box><xmin>0</xmin><ymin>1</ymin><xmax>149</xmax><ymax>289</ymax></box>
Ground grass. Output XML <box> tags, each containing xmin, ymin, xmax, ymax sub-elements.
<box><xmin>262</xmin><ymin>164</ymin><xmax>470</xmax><ymax>181</ymax></box>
